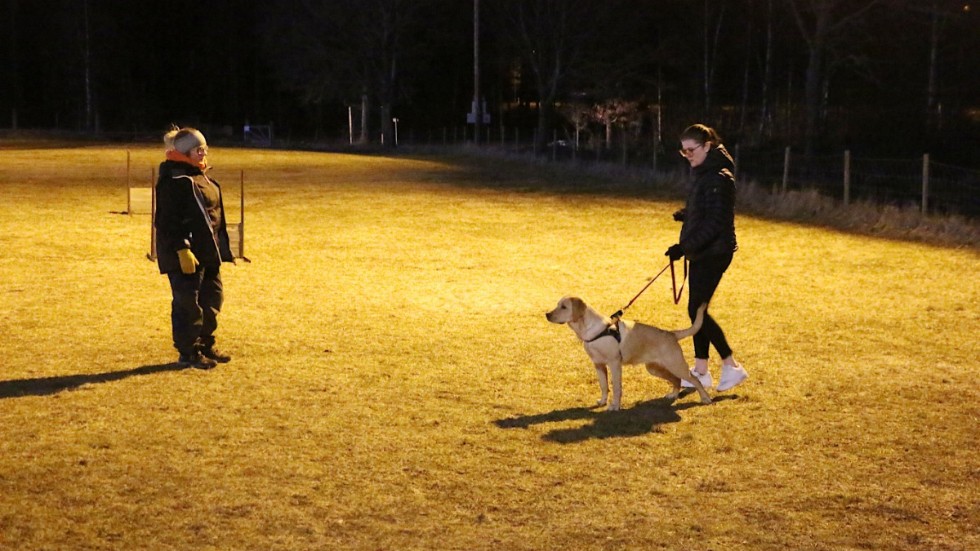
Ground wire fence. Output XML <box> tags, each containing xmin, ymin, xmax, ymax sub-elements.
<box><xmin>387</xmin><ymin>125</ymin><xmax>979</xmax><ymax>219</ymax></box>
<box><xmin>735</xmin><ymin>148</ymin><xmax>980</xmax><ymax>218</ymax></box>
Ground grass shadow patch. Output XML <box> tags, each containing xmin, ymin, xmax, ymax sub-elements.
<box><xmin>494</xmin><ymin>395</ymin><xmax>739</xmax><ymax>443</ymax></box>
<box><xmin>0</xmin><ymin>363</ymin><xmax>188</xmax><ymax>399</ymax></box>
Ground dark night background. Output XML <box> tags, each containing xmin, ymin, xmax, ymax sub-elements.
<box><xmin>1</xmin><ymin>0</ymin><xmax>977</xmax><ymax>166</ymax></box>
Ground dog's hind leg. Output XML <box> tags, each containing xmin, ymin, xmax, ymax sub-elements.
<box><xmin>646</xmin><ymin>363</ymin><xmax>682</xmax><ymax>402</ymax></box>
<box><xmin>593</xmin><ymin>363</ymin><xmax>609</xmax><ymax>407</ymax></box>
<box><xmin>678</xmin><ymin>370</ymin><xmax>713</xmax><ymax>405</ymax></box>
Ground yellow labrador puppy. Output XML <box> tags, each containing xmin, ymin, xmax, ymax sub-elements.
<box><xmin>546</xmin><ymin>296</ymin><xmax>711</xmax><ymax>410</ymax></box>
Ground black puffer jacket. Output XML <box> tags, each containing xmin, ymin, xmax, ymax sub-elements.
<box><xmin>676</xmin><ymin>145</ymin><xmax>737</xmax><ymax>261</ymax></box>
<box><xmin>154</xmin><ymin>160</ymin><xmax>234</xmax><ymax>274</ymax></box>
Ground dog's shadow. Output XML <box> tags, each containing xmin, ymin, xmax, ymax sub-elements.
<box><xmin>494</xmin><ymin>393</ymin><xmax>739</xmax><ymax>443</ymax></box>
<box><xmin>0</xmin><ymin>363</ymin><xmax>189</xmax><ymax>399</ymax></box>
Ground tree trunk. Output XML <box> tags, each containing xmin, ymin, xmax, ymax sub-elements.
<box><xmin>7</xmin><ymin>0</ymin><xmax>20</xmax><ymax>129</ymax></box>
<box><xmin>925</xmin><ymin>3</ymin><xmax>941</xmax><ymax>133</ymax></box>
<box><xmin>757</xmin><ymin>0</ymin><xmax>773</xmax><ymax>142</ymax></box>
<box><xmin>359</xmin><ymin>93</ymin><xmax>370</xmax><ymax>144</ymax></box>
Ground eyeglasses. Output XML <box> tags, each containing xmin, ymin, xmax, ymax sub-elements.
<box><xmin>678</xmin><ymin>144</ymin><xmax>704</xmax><ymax>157</ymax></box>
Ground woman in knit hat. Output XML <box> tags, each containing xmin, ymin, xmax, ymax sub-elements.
<box><xmin>154</xmin><ymin>126</ymin><xmax>235</xmax><ymax>369</ymax></box>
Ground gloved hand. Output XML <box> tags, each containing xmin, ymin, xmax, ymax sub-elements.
<box><xmin>665</xmin><ymin>244</ymin><xmax>684</xmax><ymax>261</ymax></box>
<box><xmin>672</xmin><ymin>209</ymin><xmax>686</xmax><ymax>222</ymax></box>
<box><xmin>177</xmin><ymin>248</ymin><xmax>199</xmax><ymax>275</ymax></box>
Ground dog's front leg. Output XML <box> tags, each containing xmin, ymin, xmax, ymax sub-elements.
<box><xmin>593</xmin><ymin>363</ymin><xmax>609</xmax><ymax>407</ymax></box>
<box><xmin>608</xmin><ymin>361</ymin><xmax>623</xmax><ymax>411</ymax></box>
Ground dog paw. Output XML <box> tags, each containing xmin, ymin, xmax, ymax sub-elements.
<box><xmin>663</xmin><ymin>391</ymin><xmax>679</xmax><ymax>401</ymax></box>
<box><xmin>596</xmin><ymin>398</ymin><xmax>607</xmax><ymax>406</ymax></box>
<box><xmin>701</xmin><ymin>397</ymin><xmax>713</xmax><ymax>405</ymax></box>
<box><xmin>607</xmin><ymin>403</ymin><xmax>621</xmax><ymax>411</ymax></box>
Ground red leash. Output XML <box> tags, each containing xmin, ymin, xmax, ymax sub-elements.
<box><xmin>670</xmin><ymin>258</ymin><xmax>688</xmax><ymax>304</ymax></box>
<box><xmin>610</xmin><ymin>259</ymin><xmax>688</xmax><ymax>319</ymax></box>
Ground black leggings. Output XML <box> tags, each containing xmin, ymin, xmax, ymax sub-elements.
<box><xmin>687</xmin><ymin>252</ymin><xmax>733</xmax><ymax>360</ymax></box>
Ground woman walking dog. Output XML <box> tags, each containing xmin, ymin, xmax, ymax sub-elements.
<box><xmin>154</xmin><ymin>126</ymin><xmax>235</xmax><ymax>369</ymax></box>
<box><xmin>665</xmin><ymin>123</ymin><xmax>748</xmax><ymax>391</ymax></box>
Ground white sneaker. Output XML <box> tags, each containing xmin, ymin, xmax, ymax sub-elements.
<box><xmin>716</xmin><ymin>362</ymin><xmax>748</xmax><ymax>391</ymax></box>
<box><xmin>681</xmin><ymin>369</ymin><xmax>713</xmax><ymax>390</ymax></box>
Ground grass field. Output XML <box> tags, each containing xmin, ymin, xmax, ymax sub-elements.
<box><xmin>0</xmin><ymin>144</ymin><xmax>977</xmax><ymax>550</ymax></box>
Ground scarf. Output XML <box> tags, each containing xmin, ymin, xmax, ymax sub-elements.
<box><xmin>166</xmin><ymin>149</ymin><xmax>208</xmax><ymax>171</ymax></box>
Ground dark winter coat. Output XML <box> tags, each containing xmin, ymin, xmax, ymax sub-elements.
<box><xmin>676</xmin><ymin>145</ymin><xmax>738</xmax><ymax>261</ymax></box>
<box><xmin>154</xmin><ymin>160</ymin><xmax>234</xmax><ymax>274</ymax></box>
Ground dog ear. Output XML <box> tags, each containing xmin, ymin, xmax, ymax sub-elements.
<box><xmin>569</xmin><ymin>297</ymin><xmax>585</xmax><ymax>322</ymax></box>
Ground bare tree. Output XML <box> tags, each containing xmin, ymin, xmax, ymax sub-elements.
<box><xmin>756</xmin><ymin>0</ymin><xmax>774</xmax><ymax>143</ymax></box>
<box><xmin>491</xmin><ymin>0</ymin><xmax>622</xmax><ymax>152</ymax></box>
<box><xmin>260</xmin><ymin>0</ymin><xmax>432</xmax><ymax>145</ymax></box>
<box><xmin>702</xmin><ymin>0</ymin><xmax>728</xmax><ymax>118</ymax></box>
<box><xmin>6</xmin><ymin>0</ymin><xmax>20</xmax><ymax>128</ymax></box>
<box><xmin>787</xmin><ymin>0</ymin><xmax>881</xmax><ymax>156</ymax></box>
<box><xmin>905</xmin><ymin>1</ymin><xmax>972</xmax><ymax>134</ymax></box>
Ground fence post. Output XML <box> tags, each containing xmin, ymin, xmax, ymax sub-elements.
<box><xmin>922</xmin><ymin>153</ymin><xmax>930</xmax><ymax>215</ymax></box>
<box><xmin>148</xmin><ymin>185</ymin><xmax>156</xmax><ymax>260</ymax></box>
<box><xmin>126</xmin><ymin>150</ymin><xmax>132</xmax><ymax>216</ymax></box>
<box><xmin>782</xmin><ymin>146</ymin><xmax>791</xmax><ymax>193</ymax></box>
<box><xmin>240</xmin><ymin>170</ymin><xmax>246</xmax><ymax>259</ymax></box>
<box><xmin>843</xmin><ymin>150</ymin><xmax>851</xmax><ymax>206</ymax></box>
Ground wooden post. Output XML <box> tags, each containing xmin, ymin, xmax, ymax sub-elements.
<box><xmin>126</xmin><ymin>150</ymin><xmax>131</xmax><ymax>216</ymax></box>
<box><xmin>147</xmin><ymin>169</ymin><xmax>157</xmax><ymax>261</ymax></box>
<box><xmin>240</xmin><ymin>170</ymin><xmax>245</xmax><ymax>259</ymax></box>
<box><xmin>782</xmin><ymin>146</ymin><xmax>791</xmax><ymax>193</ymax></box>
<box><xmin>922</xmin><ymin>153</ymin><xmax>930</xmax><ymax>215</ymax></box>
<box><xmin>843</xmin><ymin>150</ymin><xmax>851</xmax><ymax>206</ymax></box>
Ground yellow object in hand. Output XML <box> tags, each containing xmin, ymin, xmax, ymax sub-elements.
<box><xmin>177</xmin><ymin>248</ymin><xmax>199</xmax><ymax>274</ymax></box>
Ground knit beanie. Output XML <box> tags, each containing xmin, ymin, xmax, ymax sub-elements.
<box><xmin>172</xmin><ymin>129</ymin><xmax>207</xmax><ymax>155</ymax></box>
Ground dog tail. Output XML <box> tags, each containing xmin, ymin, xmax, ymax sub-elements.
<box><xmin>673</xmin><ymin>303</ymin><xmax>707</xmax><ymax>341</ymax></box>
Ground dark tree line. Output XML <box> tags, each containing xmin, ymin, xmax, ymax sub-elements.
<box><xmin>0</xmin><ymin>0</ymin><xmax>977</xmax><ymax>164</ymax></box>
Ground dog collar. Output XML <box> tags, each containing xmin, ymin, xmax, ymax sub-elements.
<box><xmin>585</xmin><ymin>323</ymin><xmax>621</xmax><ymax>343</ymax></box>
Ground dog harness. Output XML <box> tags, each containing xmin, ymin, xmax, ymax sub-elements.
<box><xmin>585</xmin><ymin>323</ymin><xmax>621</xmax><ymax>343</ymax></box>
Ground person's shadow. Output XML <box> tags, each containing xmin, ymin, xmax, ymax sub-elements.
<box><xmin>494</xmin><ymin>394</ymin><xmax>738</xmax><ymax>443</ymax></box>
<box><xmin>0</xmin><ymin>363</ymin><xmax>188</xmax><ymax>399</ymax></box>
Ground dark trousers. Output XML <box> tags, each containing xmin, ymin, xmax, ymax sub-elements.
<box><xmin>167</xmin><ymin>265</ymin><xmax>223</xmax><ymax>356</ymax></box>
<box><xmin>687</xmin><ymin>252</ymin><xmax>733</xmax><ymax>360</ymax></box>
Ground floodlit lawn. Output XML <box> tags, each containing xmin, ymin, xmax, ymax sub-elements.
<box><xmin>0</xmin><ymin>144</ymin><xmax>977</xmax><ymax>550</ymax></box>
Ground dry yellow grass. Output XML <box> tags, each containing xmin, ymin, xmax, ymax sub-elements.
<box><xmin>0</xmin><ymin>144</ymin><xmax>977</xmax><ymax>550</ymax></box>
